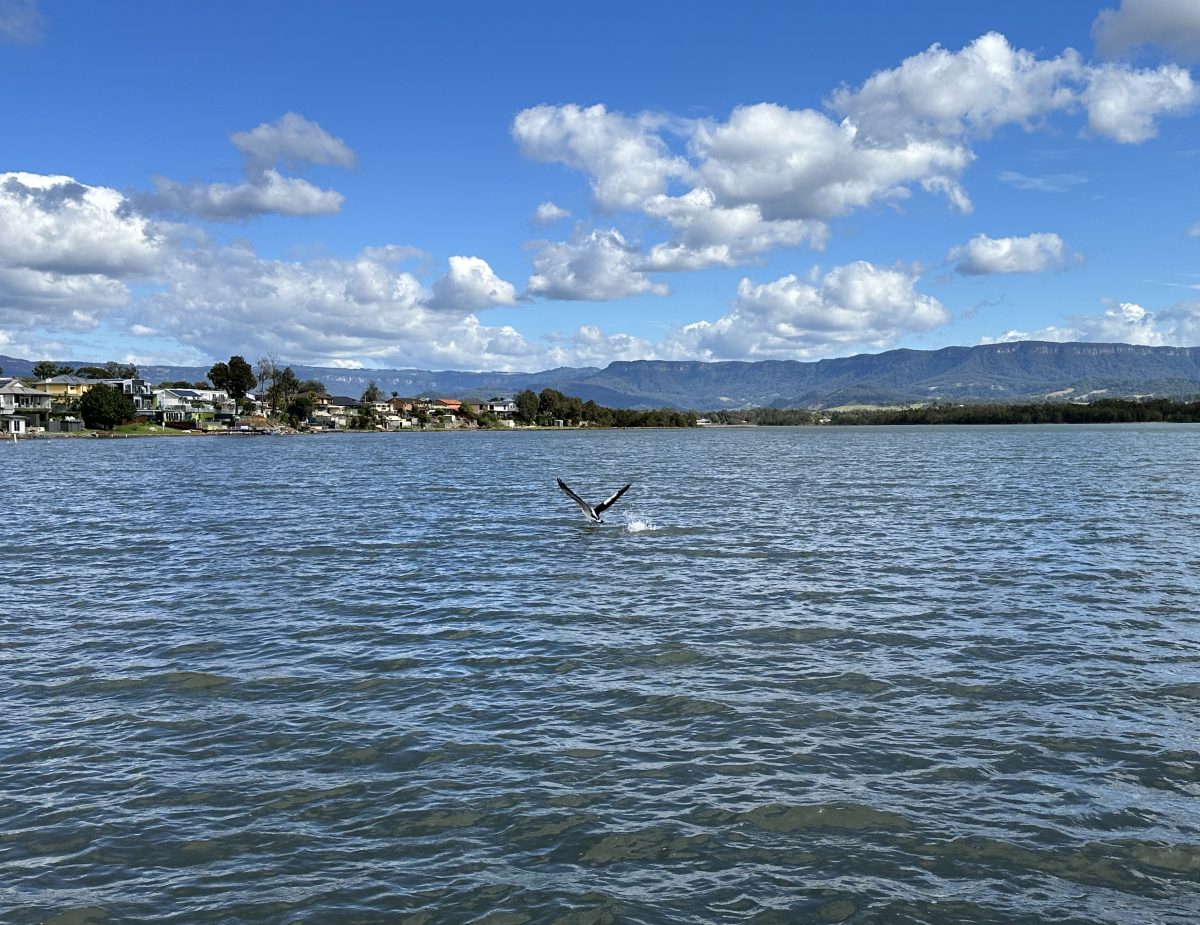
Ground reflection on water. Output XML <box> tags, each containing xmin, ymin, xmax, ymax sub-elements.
<box><xmin>3</xmin><ymin>426</ymin><xmax>1200</xmax><ymax>923</ymax></box>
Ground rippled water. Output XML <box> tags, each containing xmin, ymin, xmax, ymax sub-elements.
<box><xmin>4</xmin><ymin>426</ymin><xmax>1200</xmax><ymax>924</ymax></box>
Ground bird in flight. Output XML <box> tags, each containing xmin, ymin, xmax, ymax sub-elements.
<box><xmin>557</xmin><ymin>478</ymin><xmax>631</xmax><ymax>524</ymax></box>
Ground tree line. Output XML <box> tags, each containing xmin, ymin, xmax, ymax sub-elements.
<box><xmin>507</xmin><ymin>388</ymin><xmax>697</xmax><ymax>428</ymax></box>
<box><xmin>18</xmin><ymin>352</ymin><xmax>698</xmax><ymax>430</ymax></box>
<box><xmin>707</xmin><ymin>398</ymin><xmax>1200</xmax><ymax>426</ymax></box>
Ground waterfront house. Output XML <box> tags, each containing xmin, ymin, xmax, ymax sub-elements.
<box><xmin>479</xmin><ymin>398</ymin><xmax>517</xmax><ymax>417</ymax></box>
<box><xmin>37</xmin><ymin>374</ymin><xmax>96</xmax><ymax>403</ymax></box>
<box><xmin>0</xmin><ymin>380</ymin><xmax>52</xmax><ymax>433</ymax></box>
<box><xmin>154</xmin><ymin>388</ymin><xmax>232</xmax><ymax>421</ymax></box>
<box><xmin>0</xmin><ymin>380</ymin><xmax>52</xmax><ymax>414</ymax></box>
<box><xmin>98</xmin><ymin>377</ymin><xmax>155</xmax><ymax>411</ymax></box>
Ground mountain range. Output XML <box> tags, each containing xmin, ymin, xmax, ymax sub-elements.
<box><xmin>4</xmin><ymin>341</ymin><xmax>1200</xmax><ymax>409</ymax></box>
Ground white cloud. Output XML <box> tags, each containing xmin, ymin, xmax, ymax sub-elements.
<box><xmin>1188</xmin><ymin>223</ymin><xmax>1200</xmax><ymax>237</ymax></box>
<box><xmin>143</xmin><ymin>113</ymin><xmax>357</xmax><ymax>220</ymax></box>
<box><xmin>0</xmin><ymin>173</ymin><xmax>166</xmax><ymax>333</ymax></box>
<box><xmin>511</xmin><ymin>104</ymin><xmax>688</xmax><ymax>211</ymax></box>
<box><xmin>146</xmin><ymin>169</ymin><xmax>344</xmax><ymax>220</ymax></box>
<box><xmin>514</xmin><ymin>33</ymin><xmax>1197</xmax><ymax>291</ymax></box>
<box><xmin>428</xmin><ymin>255</ymin><xmax>518</xmax><ymax>312</ymax></box>
<box><xmin>0</xmin><ymin>173</ymin><xmax>163</xmax><ymax>277</ymax></box>
<box><xmin>694</xmin><ymin>103</ymin><xmax>973</xmax><ymax>220</ymax></box>
<box><xmin>530</xmin><ymin>201</ymin><xmax>571</xmax><ymax>225</ymax></box>
<box><xmin>949</xmin><ymin>232</ymin><xmax>1073</xmax><ymax>275</ymax></box>
<box><xmin>998</xmin><ymin>170</ymin><xmax>1090</xmax><ymax>192</ymax></box>
<box><xmin>832</xmin><ymin>31</ymin><xmax>1197</xmax><ymax>146</ymax></box>
<box><xmin>527</xmin><ymin>228</ymin><xmax>668</xmax><ymax>301</ymax></box>
<box><xmin>141</xmin><ymin>244</ymin><xmax>536</xmax><ymax>370</ymax></box>
<box><xmin>1093</xmin><ymin>0</ymin><xmax>1200</xmax><ymax>62</ymax></box>
<box><xmin>231</xmin><ymin>112</ymin><xmax>358</xmax><ymax>177</ymax></box>
<box><xmin>0</xmin><ymin>0</ymin><xmax>41</xmax><ymax>43</ymax></box>
<box><xmin>642</xmin><ymin>187</ymin><xmax>827</xmax><ymax>270</ymax></box>
<box><xmin>665</xmin><ymin>261</ymin><xmax>950</xmax><ymax>360</ymax></box>
<box><xmin>545</xmin><ymin>324</ymin><xmax>658</xmax><ymax>367</ymax></box>
<box><xmin>1082</xmin><ymin>62</ymin><xmax>1197</xmax><ymax>142</ymax></box>
<box><xmin>981</xmin><ymin>300</ymin><xmax>1200</xmax><ymax>346</ymax></box>
<box><xmin>829</xmin><ymin>33</ymin><xmax>1082</xmax><ymax>143</ymax></box>
<box><xmin>831</xmin><ymin>30</ymin><xmax>1198</xmax><ymax>147</ymax></box>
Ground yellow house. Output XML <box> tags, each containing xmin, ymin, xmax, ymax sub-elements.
<box><xmin>37</xmin><ymin>374</ymin><xmax>96</xmax><ymax>401</ymax></box>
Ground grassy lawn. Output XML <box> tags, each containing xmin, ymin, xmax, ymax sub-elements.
<box><xmin>107</xmin><ymin>423</ymin><xmax>193</xmax><ymax>436</ymax></box>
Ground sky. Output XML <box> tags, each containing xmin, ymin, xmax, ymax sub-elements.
<box><xmin>2</xmin><ymin>0</ymin><xmax>1200</xmax><ymax>372</ymax></box>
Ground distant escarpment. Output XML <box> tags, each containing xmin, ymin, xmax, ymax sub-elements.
<box><xmin>5</xmin><ymin>341</ymin><xmax>1200</xmax><ymax>409</ymax></box>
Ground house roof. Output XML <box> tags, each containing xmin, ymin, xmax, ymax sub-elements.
<box><xmin>40</xmin><ymin>374</ymin><xmax>93</xmax><ymax>385</ymax></box>
<box><xmin>0</xmin><ymin>381</ymin><xmax>52</xmax><ymax>396</ymax></box>
<box><xmin>328</xmin><ymin>395</ymin><xmax>361</xmax><ymax>406</ymax></box>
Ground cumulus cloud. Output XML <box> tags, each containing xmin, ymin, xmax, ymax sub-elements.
<box><xmin>1082</xmin><ymin>62</ymin><xmax>1197</xmax><ymax>141</ymax></box>
<box><xmin>527</xmin><ymin>228</ymin><xmax>668</xmax><ymax>301</ymax></box>
<box><xmin>982</xmin><ymin>300</ymin><xmax>1200</xmax><ymax>346</ymax></box>
<box><xmin>530</xmin><ymin>201</ymin><xmax>571</xmax><ymax>225</ymax></box>
<box><xmin>544</xmin><ymin>323</ymin><xmax>658</xmax><ymax>367</ymax></box>
<box><xmin>0</xmin><ymin>173</ymin><xmax>163</xmax><ymax>277</ymax></box>
<box><xmin>512</xmin><ymin>104</ymin><xmax>688</xmax><ymax>211</ymax></box>
<box><xmin>665</xmin><ymin>261</ymin><xmax>950</xmax><ymax>360</ymax></box>
<box><xmin>0</xmin><ymin>172</ymin><xmax>166</xmax><ymax>333</ymax></box>
<box><xmin>1093</xmin><ymin>0</ymin><xmax>1200</xmax><ymax>62</ymax></box>
<box><xmin>429</xmin><ymin>255</ymin><xmax>518</xmax><ymax>312</ymax></box>
<box><xmin>141</xmin><ymin>244</ymin><xmax>532</xmax><ymax>369</ymax></box>
<box><xmin>949</xmin><ymin>232</ymin><xmax>1073</xmax><ymax>275</ymax></box>
<box><xmin>231</xmin><ymin>111</ymin><xmax>358</xmax><ymax>177</ymax></box>
<box><xmin>695</xmin><ymin>103</ymin><xmax>974</xmax><ymax>221</ymax></box>
<box><xmin>830</xmin><ymin>33</ymin><xmax>1081</xmax><ymax>143</ymax></box>
<box><xmin>0</xmin><ymin>0</ymin><xmax>41</xmax><ymax>43</ymax></box>
<box><xmin>831</xmin><ymin>31</ymin><xmax>1197</xmax><ymax>146</ymax></box>
<box><xmin>143</xmin><ymin>113</ymin><xmax>356</xmax><ymax>220</ymax></box>
<box><xmin>642</xmin><ymin>187</ymin><xmax>827</xmax><ymax>271</ymax></box>
<box><xmin>515</xmin><ymin>32</ymin><xmax>1197</xmax><ymax>296</ymax></box>
<box><xmin>146</xmin><ymin>170</ymin><xmax>344</xmax><ymax>221</ymax></box>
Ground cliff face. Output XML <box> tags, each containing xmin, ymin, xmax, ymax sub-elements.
<box><xmin>575</xmin><ymin>342</ymin><xmax>1200</xmax><ymax>407</ymax></box>
<box><xmin>5</xmin><ymin>341</ymin><xmax>1200</xmax><ymax>409</ymax></box>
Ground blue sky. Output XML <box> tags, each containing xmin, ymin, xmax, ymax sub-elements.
<box><xmin>2</xmin><ymin>0</ymin><xmax>1199</xmax><ymax>371</ymax></box>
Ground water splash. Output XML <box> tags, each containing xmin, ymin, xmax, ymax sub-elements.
<box><xmin>622</xmin><ymin>509</ymin><xmax>659</xmax><ymax>533</ymax></box>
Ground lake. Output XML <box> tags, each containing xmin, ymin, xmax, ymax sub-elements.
<box><xmin>3</xmin><ymin>425</ymin><xmax>1199</xmax><ymax>923</ymax></box>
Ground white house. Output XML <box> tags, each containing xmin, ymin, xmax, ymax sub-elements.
<box><xmin>479</xmin><ymin>398</ymin><xmax>517</xmax><ymax>417</ymax></box>
<box><xmin>0</xmin><ymin>380</ymin><xmax>52</xmax><ymax>434</ymax></box>
<box><xmin>0</xmin><ymin>380</ymin><xmax>52</xmax><ymax>414</ymax></box>
<box><xmin>154</xmin><ymin>388</ymin><xmax>232</xmax><ymax>420</ymax></box>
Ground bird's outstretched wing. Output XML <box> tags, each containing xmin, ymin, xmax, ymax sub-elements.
<box><xmin>556</xmin><ymin>478</ymin><xmax>594</xmax><ymax>516</ymax></box>
<box><xmin>594</xmin><ymin>483</ymin><xmax>632</xmax><ymax>515</ymax></box>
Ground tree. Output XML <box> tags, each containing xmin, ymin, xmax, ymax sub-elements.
<box><xmin>285</xmin><ymin>393</ymin><xmax>315</xmax><ymax>426</ymax></box>
<box><xmin>515</xmin><ymin>389</ymin><xmax>538</xmax><ymax>424</ymax></box>
<box><xmin>33</xmin><ymin>360</ymin><xmax>63</xmax><ymax>380</ymax></box>
<box><xmin>77</xmin><ymin>361</ymin><xmax>136</xmax><ymax>379</ymax></box>
<box><xmin>105</xmin><ymin>361</ymin><xmax>137</xmax><ymax>379</ymax></box>
<box><xmin>266</xmin><ymin>366</ymin><xmax>300</xmax><ymax>414</ymax></box>
<box><xmin>209</xmin><ymin>355</ymin><xmax>256</xmax><ymax>409</ymax></box>
<box><xmin>80</xmin><ymin>383</ymin><xmax>135</xmax><ymax>430</ymax></box>
<box><xmin>255</xmin><ymin>354</ymin><xmax>278</xmax><ymax>394</ymax></box>
<box><xmin>361</xmin><ymin>380</ymin><xmax>383</xmax><ymax>404</ymax></box>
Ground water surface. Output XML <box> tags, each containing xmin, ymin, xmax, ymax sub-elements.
<box><xmin>3</xmin><ymin>426</ymin><xmax>1199</xmax><ymax>923</ymax></box>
